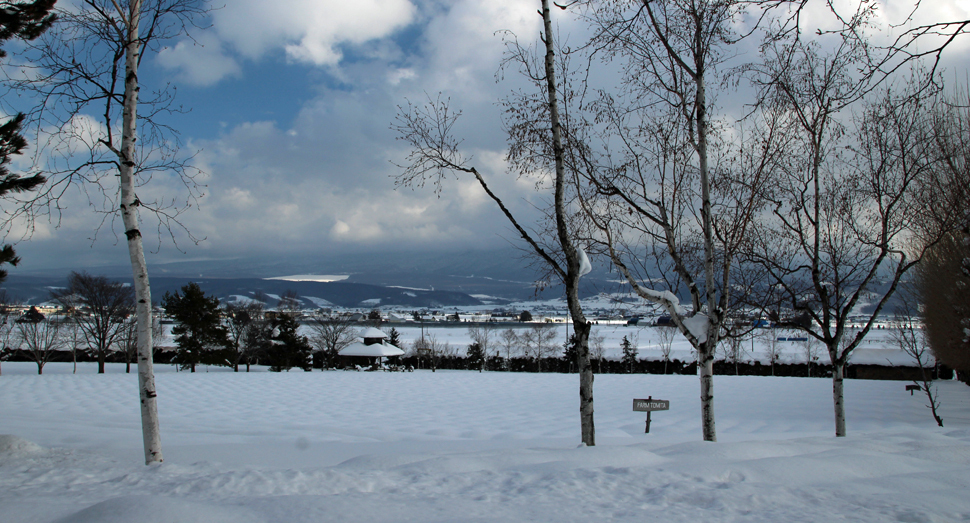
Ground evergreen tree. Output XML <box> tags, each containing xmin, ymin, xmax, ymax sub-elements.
<box><xmin>161</xmin><ymin>282</ymin><xmax>230</xmax><ymax>372</ymax></box>
<box><xmin>0</xmin><ymin>1</ymin><xmax>56</xmax><ymax>283</ymax></box>
<box><xmin>265</xmin><ymin>313</ymin><xmax>312</xmax><ymax>372</ymax></box>
<box><xmin>18</xmin><ymin>305</ymin><xmax>44</xmax><ymax>323</ymax></box>
<box><xmin>0</xmin><ymin>0</ymin><xmax>56</xmax><ymax>53</ymax></box>
<box><xmin>386</xmin><ymin>327</ymin><xmax>401</xmax><ymax>347</ymax></box>
<box><xmin>518</xmin><ymin>310</ymin><xmax>533</xmax><ymax>322</ymax></box>
<box><xmin>563</xmin><ymin>334</ymin><xmax>579</xmax><ymax>373</ymax></box>
<box><xmin>466</xmin><ymin>342</ymin><xmax>485</xmax><ymax>372</ymax></box>
<box><xmin>621</xmin><ymin>335</ymin><xmax>638</xmax><ymax>374</ymax></box>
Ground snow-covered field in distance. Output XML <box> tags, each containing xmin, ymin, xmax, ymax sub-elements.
<box><xmin>355</xmin><ymin>322</ymin><xmax>919</xmax><ymax>366</ymax></box>
<box><xmin>2</xmin><ymin>362</ymin><xmax>969</xmax><ymax>522</ymax></box>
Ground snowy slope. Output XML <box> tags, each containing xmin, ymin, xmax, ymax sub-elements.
<box><xmin>1</xmin><ymin>363</ymin><xmax>968</xmax><ymax>522</ymax></box>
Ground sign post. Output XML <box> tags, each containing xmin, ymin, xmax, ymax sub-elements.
<box><xmin>633</xmin><ymin>396</ymin><xmax>670</xmax><ymax>433</ymax></box>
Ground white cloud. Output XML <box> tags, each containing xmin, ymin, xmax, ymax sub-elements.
<box><xmin>223</xmin><ymin>187</ymin><xmax>255</xmax><ymax>209</ymax></box>
<box><xmin>157</xmin><ymin>0</ymin><xmax>569</xmax><ymax>258</ymax></box>
<box><xmin>387</xmin><ymin>68</ymin><xmax>417</xmax><ymax>85</ymax></box>
<box><xmin>419</xmin><ymin>0</ymin><xmax>542</xmax><ymax>100</ymax></box>
<box><xmin>156</xmin><ymin>33</ymin><xmax>241</xmax><ymax>87</ymax></box>
<box><xmin>156</xmin><ymin>0</ymin><xmax>417</xmax><ymax>84</ymax></box>
<box><xmin>214</xmin><ymin>0</ymin><xmax>416</xmax><ymax>66</ymax></box>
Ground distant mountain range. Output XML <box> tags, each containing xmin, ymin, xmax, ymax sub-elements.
<box><xmin>2</xmin><ymin>246</ymin><xmax>910</xmax><ymax>315</ymax></box>
<box><xmin>2</xmin><ymin>247</ymin><xmax>623</xmax><ymax>308</ymax></box>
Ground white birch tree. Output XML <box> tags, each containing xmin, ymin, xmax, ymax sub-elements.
<box><xmin>749</xmin><ymin>20</ymin><xmax>946</xmax><ymax>434</ymax></box>
<box><xmin>9</xmin><ymin>0</ymin><xmax>208</xmax><ymax>464</ymax></box>
<box><xmin>579</xmin><ymin>0</ymin><xmax>789</xmax><ymax>441</ymax></box>
<box><xmin>395</xmin><ymin>0</ymin><xmax>597</xmax><ymax>445</ymax></box>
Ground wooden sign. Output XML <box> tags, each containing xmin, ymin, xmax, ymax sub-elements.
<box><xmin>633</xmin><ymin>398</ymin><xmax>670</xmax><ymax>412</ymax></box>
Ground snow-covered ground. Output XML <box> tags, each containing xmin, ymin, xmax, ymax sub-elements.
<box><xmin>374</xmin><ymin>322</ymin><xmax>920</xmax><ymax>366</ymax></box>
<box><xmin>2</xmin><ymin>362</ymin><xmax>968</xmax><ymax>522</ymax></box>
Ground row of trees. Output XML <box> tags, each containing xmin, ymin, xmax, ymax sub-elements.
<box><xmin>162</xmin><ymin>283</ymin><xmax>314</xmax><ymax>373</ymax></box>
<box><xmin>0</xmin><ymin>271</ymin><xmax>140</xmax><ymax>375</ymax></box>
<box><xmin>455</xmin><ymin>324</ymin><xmax>831</xmax><ymax>375</ymax></box>
<box><xmin>1</xmin><ymin>275</ymin><xmax>319</xmax><ymax>374</ymax></box>
<box><xmin>0</xmin><ymin>0</ymin><xmax>965</xmax><ymax>463</ymax></box>
<box><xmin>395</xmin><ymin>0</ymin><xmax>970</xmax><ymax>442</ymax></box>
<box><xmin>1</xmin><ymin>271</ymin><xmax>158</xmax><ymax>374</ymax></box>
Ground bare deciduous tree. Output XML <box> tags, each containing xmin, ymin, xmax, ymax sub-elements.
<box><xmin>751</xmin><ymin>45</ymin><xmax>946</xmax><ymax>436</ymax></box>
<box><xmin>307</xmin><ymin>316</ymin><xmax>359</xmax><ymax>370</ymax></box>
<box><xmin>225</xmin><ymin>301</ymin><xmax>266</xmax><ymax>372</ymax></box>
<box><xmin>655</xmin><ymin>326</ymin><xmax>676</xmax><ymax>375</ymax></box>
<box><xmin>892</xmin><ymin>287</ymin><xmax>944</xmax><ymax>427</ymax></box>
<box><xmin>277</xmin><ymin>290</ymin><xmax>301</xmax><ymax>313</ymax></box>
<box><xmin>722</xmin><ymin>328</ymin><xmax>748</xmax><ymax>376</ymax></box>
<box><xmin>589</xmin><ymin>333</ymin><xmax>605</xmax><ymax>373</ymax></box>
<box><xmin>497</xmin><ymin>328</ymin><xmax>520</xmax><ymax>370</ymax></box>
<box><xmin>521</xmin><ymin>323</ymin><xmax>558</xmax><ymax>372</ymax></box>
<box><xmin>580</xmin><ymin>0</ymin><xmax>786</xmax><ymax>441</ymax></box>
<box><xmin>467</xmin><ymin>324</ymin><xmax>494</xmax><ymax>362</ymax></box>
<box><xmin>52</xmin><ymin>271</ymin><xmax>133</xmax><ymax>374</ymax></box>
<box><xmin>16</xmin><ymin>315</ymin><xmax>63</xmax><ymax>374</ymax></box>
<box><xmin>65</xmin><ymin>316</ymin><xmax>85</xmax><ymax>374</ymax></box>
<box><xmin>758</xmin><ymin>328</ymin><xmax>783</xmax><ymax>376</ymax></box>
<box><xmin>8</xmin><ymin>0</ymin><xmax>208</xmax><ymax>464</ymax></box>
<box><xmin>117</xmin><ymin>316</ymin><xmax>138</xmax><ymax>373</ymax></box>
<box><xmin>415</xmin><ymin>333</ymin><xmax>446</xmax><ymax>372</ymax></box>
<box><xmin>394</xmin><ymin>0</ymin><xmax>597</xmax><ymax>444</ymax></box>
<box><xmin>800</xmin><ymin>335</ymin><xmax>821</xmax><ymax>377</ymax></box>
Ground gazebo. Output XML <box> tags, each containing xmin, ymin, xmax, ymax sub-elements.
<box><xmin>338</xmin><ymin>328</ymin><xmax>404</xmax><ymax>368</ymax></box>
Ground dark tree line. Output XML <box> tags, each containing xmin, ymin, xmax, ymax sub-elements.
<box><xmin>162</xmin><ymin>283</ymin><xmax>312</xmax><ymax>372</ymax></box>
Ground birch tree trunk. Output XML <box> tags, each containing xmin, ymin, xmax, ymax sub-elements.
<box><xmin>119</xmin><ymin>0</ymin><xmax>163</xmax><ymax>465</ymax></box>
<box><xmin>695</xmin><ymin>43</ymin><xmax>718</xmax><ymax>443</ymax></box>
<box><xmin>832</xmin><ymin>360</ymin><xmax>846</xmax><ymax>437</ymax></box>
<box><xmin>698</xmin><ymin>347</ymin><xmax>716</xmax><ymax>441</ymax></box>
<box><xmin>393</xmin><ymin>0</ymin><xmax>595</xmax><ymax>447</ymax></box>
<box><xmin>541</xmin><ymin>0</ymin><xmax>594</xmax><ymax>446</ymax></box>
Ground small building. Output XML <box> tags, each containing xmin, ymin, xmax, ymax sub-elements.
<box><xmin>338</xmin><ymin>328</ymin><xmax>405</xmax><ymax>368</ymax></box>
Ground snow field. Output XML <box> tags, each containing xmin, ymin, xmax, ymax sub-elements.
<box><xmin>2</xmin><ymin>363</ymin><xmax>969</xmax><ymax>522</ymax></box>
<box><xmin>376</xmin><ymin>323</ymin><xmax>919</xmax><ymax>365</ymax></box>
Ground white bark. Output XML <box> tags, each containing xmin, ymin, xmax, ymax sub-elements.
<box><xmin>541</xmin><ymin>0</ymin><xmax>594</xmax><ymax>446</ymax></box>
<box><xmin>584</xmin><ymin>0</ymin><xmax>755</xmax><ymax>443</ymax></box>
<box><xmin>695</xmin><ymin>47</ymin><xmax>718</xmax><ymax>443</ymax></box>
<box><xmin>832</xmin><ymin>362</ymin><xmax>845</xmax><ymax>437</ymax></box>
<box><xmin>393</xmin><ymin>0</ymin><xmax>595</xmax><ymax>447</ymax></box>
<box><xmin>119</xmin><ymin>0</ymin><xmax>162</xmax><ymax>465</ymax></box>
<box><xmin>699</xmin><ymin>350</ymin><xmax>716</xmax><ymax>440</ymax></box>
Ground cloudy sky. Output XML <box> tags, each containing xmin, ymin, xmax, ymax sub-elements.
<box><xmin>6</xmin><ymin>0</ymin><xmax>969</xmax><ymax>275</ymax></box>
